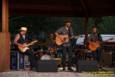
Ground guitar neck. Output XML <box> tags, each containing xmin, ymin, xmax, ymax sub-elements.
<box><xmin>26</xmin><ymin>41</ymin><xmax>37</xmax><ymax>47</ymax></box>
<box><xmin>26</xmin><ymin>43</ymin><xmax>33</xmax><ymax>47</ymax></box>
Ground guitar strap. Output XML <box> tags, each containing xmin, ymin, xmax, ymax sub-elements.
<box><xmin>68</xmin><ymin>27</ymin><xmax>71</xmax><ymax>37</ymax></box>
<box><xmin>19</xmin><ymin>33</ymin><xmax>28</xmax><ymax>43</ymax></box>
<box><xmin>98</xmin><ymin>33</ymin><xmax>102</xmax><ymax>41</ymax></box>
<box><xmin>19</xmin><ymin>33</ymin><xmax>25</xmax><ymax>41</ymax></box>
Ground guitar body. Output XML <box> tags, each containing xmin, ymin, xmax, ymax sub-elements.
<box><xmin>18</xmin><ymin>45</ymin><xmax>29</xmax><ymax>53</ymax></box>
<box><xmin>88</xmin><ymin>41</ymin><xmax>100</xmax><ymax>51</ymax></box>
<box><xmin>18</xmin><ymin>40</ymin><xmax>38</xmax><ymax>53</ymax></box>
<box><xmin>55</xmin><ymin>35</ymin><xmax>69</xmax><ymax>45</ymax></box>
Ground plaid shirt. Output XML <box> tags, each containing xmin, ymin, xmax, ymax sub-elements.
<box><xmin>56</xmin><ymin>26</ymin><xmax>74</xmax><ymax>46</ymax></box>
<box><xmin>88</xmin><ymin>33</ymin><xmax>102</xmax><ymax>42</ymax></box>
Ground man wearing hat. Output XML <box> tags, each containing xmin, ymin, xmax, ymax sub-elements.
<box><xmin>55</xmin><ymin>19</ymin><xmax>74</xmax><ymax>71</ymax></box>
<box><xmin>14</xmin><ymin>27</ymin><xmax>36</xmax><ymax>70</ymax></box>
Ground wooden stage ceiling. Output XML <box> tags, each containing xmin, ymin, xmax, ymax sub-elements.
<box><xmin>9</xmin><ymin>0</ymin><xmax>115</xmax><ymax>17</ymax></box>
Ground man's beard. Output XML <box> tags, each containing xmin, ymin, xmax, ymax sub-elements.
<box><xmin>67</xmin><ymin>25</ymin><xmax>71</xmax><ymax>28</ymax></box>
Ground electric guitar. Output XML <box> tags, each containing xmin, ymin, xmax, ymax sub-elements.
<box><xmin>18</xmin><ymin>40</ymin><xmax>38</xmax><ymax>53</ymax></box>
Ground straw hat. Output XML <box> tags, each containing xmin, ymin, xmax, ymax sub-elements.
<box><xmin>20</xmin><ymin>27</ymin><xmax>27</xmax><ymax>31</ymax></box>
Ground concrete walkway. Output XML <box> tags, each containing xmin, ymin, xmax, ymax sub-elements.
<box><xmin>0</xmin><ymin>71</ymin><xmax>115</xmax><ymax>77</ymax></box>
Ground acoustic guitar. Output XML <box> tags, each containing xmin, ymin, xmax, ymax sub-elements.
<box><xmin>18</xmin><ymin>40</ymin><xmax>38</xmax><ymax>53</ymax></box>
<box><xmin>55</xmin><ymin>34</ymin><xmax>79</xmax><ymax>45</ymax></box>
<box><xmin>88</xmin><ymin>38</ymin><xmax>113</xmax><ymax>51</ymax></box>
<box><xmin>88</xmin><ymin>41</ymin><xmax>100</xmax><ymax>51</ymax></box>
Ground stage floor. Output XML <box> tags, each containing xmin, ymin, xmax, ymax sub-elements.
<box><xmin>0</xmin><ymin>70</ymin><xmax>115</xmax><ymax>77</ymax></box>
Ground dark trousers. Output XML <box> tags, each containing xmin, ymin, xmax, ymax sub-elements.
<box><xmin>95</xmin><ymin>48</ymin><xmax>101</xmax><ymax>62</ymax></box>
<box><xmin>61</xmin><ymin>46</ymin><xmax>73</xmax><ymax>68</ymax></box>
<box><xmin>24</xmin><ymin>49</ymin><xmax>37</xmax><ymax>69</ymax></box>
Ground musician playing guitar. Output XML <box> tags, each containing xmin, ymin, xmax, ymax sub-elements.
<box><xmin>55</xmin><ymin>19</ymin><xmax>74</xmax><ymax>71</ymax></box>
<box><xmin>14</xmin><ymin>27</ymin><xmax>37</xmax><ymax>70</ymax></box>
<box><xmin>87</xmin><ymin>26</ymin><xmax>102</xmax><ymax>62</ymax></box>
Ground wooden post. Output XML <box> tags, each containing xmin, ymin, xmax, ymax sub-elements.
<box><xmin>84</xmin><ymin>17</ymin><xmax>88</xmax><ymax>37</ymax></box>
<box><xmin>84</xmin><ymin>17</ymin><xmax>88</xmax><ymax>48</ymax></box>
<box><xmin>0</xmin><ymin>0</ymin><xmax>10</xmax><ymax>72</ymax></box>
<box><xmin>80</xmin><ymin>0</ymin><xmax>89</xmax><ymax>47</ymax></box>
<box><xmin>2</xmin><ymin>0</ymin><xmax>9</xmax><ymax>32</ymax></box>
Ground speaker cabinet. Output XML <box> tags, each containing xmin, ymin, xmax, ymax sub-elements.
<box><xmin>36</xmin><ymin>60</ymin><xmax>57</xmax><ymax>72</ymax></box>
<box><xmin>77</xmin><ymin>60</ymin><xmax>98</xmax><ymax>71</ymax></box>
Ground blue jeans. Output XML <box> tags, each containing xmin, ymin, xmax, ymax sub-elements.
<box><xmin>87</xmin><ymin>48</ymin><xmax>101</xmax><ymax>62</ymax></box>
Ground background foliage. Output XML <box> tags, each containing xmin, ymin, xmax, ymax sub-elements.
<box><xmin>9</xmin><ymin>16</ymin><xmax>115</xmax><ymax>39</ymax></box>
